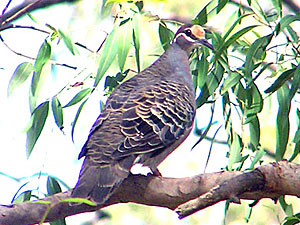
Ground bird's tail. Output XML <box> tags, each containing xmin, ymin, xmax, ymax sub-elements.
<box><xmin>71</xmin><ymin>158</ymin><xmax>130</xmax><ymax>204</ymax></box>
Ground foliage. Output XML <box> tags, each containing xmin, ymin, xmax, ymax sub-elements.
<box><xmin>1</xmin><ymin>0</ymin><xmax>300</xmax><ymax>224</ymax></box>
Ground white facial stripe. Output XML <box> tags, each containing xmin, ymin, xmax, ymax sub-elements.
<box><xmin>173</xmin><ymin>32</ymin><xmax>202</xmax><ymax>43</ymax></box>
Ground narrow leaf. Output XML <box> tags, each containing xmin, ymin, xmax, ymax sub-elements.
<box><xmin>217</xmin><ymin>0</ymin><xmax>228</xmax><ymax>14</ymax></box>
<box><xmin>26</xmin><ymin>101</ymin><xmax>49</xmax><ymax>158</ymax></box>
<box><xmin>117</xmin><ymin>19</ymin><xmax>132</xmax><ymax>71</ymax></box>
<box><xmin>47</xmin><ymin>176</ymin><xmax>62</xmax><ymax>195</ymax></box>
<box><xmin>192</xmin><ymin>2</ymin><xmax>210</xmax><ymax>25</ymax></box>
<box><xmin>276</xmin><ymin>84</ymin><xmax>290</xmax><ymax>161</ymax></box>
<box><xmin>265</xmin><ymin>68</ymin><xmax>296</xmax><ymax>94</ymax></box>
<box><xmin>52</xmin><ymin>96</ymin><xmax>63</xmax><ymax>130</ymax></box>
<box><xmin>71</xmin><ymin>99</ymin><xmax>88</xmax><ymax>142</ymax></box>
<box><xmin>158</xmin><ymin>21</ymin><xmax>174</xmax><ymax>51</ymax></box>
<box><xmin>132</xmin><ymin>12</ymin><xmax>141</xmax><ymax>72</ymax></box>
<box><xmin>31</xmin><ymin>40</ymin><xmax>51</xmax><ymax>96</ymax></box>
<box><xmin>8</xmin><ymin>62</ymin><xmax>33</xmax><ymax>96</ymax></box>
<box><xmin>63</xmin><ymin>88</ymin><xmax>91</xmax><ymax>108</ymax></box>
<box><xmin>58</xmin><ymin>29</ymin><xmax>78</xmax><ymax>55</ymax></box>
<box><xmin>228</xmin><ymin>133</ymin><xmax>243</xmax><ymax>171</ymax></box>
<box><xmin>94</xmin><ymin>25</ymin><xmax>119</xmax><ymax>87</ymax></box>
<box><xmin>220</xmin><ymin>71</ymin><xmax>242</xmax><ymax>95</ymax></box>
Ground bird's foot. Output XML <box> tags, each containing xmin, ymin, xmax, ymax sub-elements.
<box><xmin>148</xmin><ymin>168</ymin><xmax>162</xmax><ymax>177</ymax></box>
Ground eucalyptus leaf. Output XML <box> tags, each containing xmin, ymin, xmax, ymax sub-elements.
<box><xmin>8</xmin><ymin>62</ymin><xmax>33</xmax><ymax>96</ymax></box>
<box><xmin>94</xmin><ymin>25</ymin><xmax>119</xmax><ymax>87</ymax></box>
<box><xmin>117</xmin><ymin>19</ymin><xmax>132</xmax><ymax>72</ymax></box>
<box><xmin>26</xmin><ymin>101</ymin><xmax>49</xmax><ymax>158</ymax></box>
<box><xmin>52</xmin><ymin>96</ymin><xmax>63</xmax><ymax>130</ymax></box>
<box><xmin>63</xmin><ymin>88</ymin><xmax>91</xmax><ymax>108</ymax></box>
<box><xmin>275</xmin><ymin>84</ymin><xmax>290</xmax><ymax>161</ymax></box>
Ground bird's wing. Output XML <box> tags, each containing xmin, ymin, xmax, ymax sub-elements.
<box><xmin>112</xmin><ymin>79</ymin><xmax>195</xmax><ymax>159</ymax></box>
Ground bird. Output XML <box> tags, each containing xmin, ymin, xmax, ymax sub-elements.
<box><xmin>71</xmin><ymin>24</ymin><xmax>214</xmax><ymax>204</ymax></box>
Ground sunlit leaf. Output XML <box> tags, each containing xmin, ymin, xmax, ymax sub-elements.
<box><xmin>275</xmin><ymin>13</ymin><xmax>300</xmax><ymax>35</ymax></box>
<box><xmin>7</xmin><ymin>62</ymin><xmax>33</xmax><ymax>96</ymax></box>
<box><xmin>63</xmin><ymin>88</ymin><xmax>91</xmax><ymax>108</ymax></box>
<box><xmin>26</xmin><ymin>101</ymin><xmax>49</xmax><ymax>158</ymax></box>
<box><xmin>52</xmin><ymin>96</ymin><xmax>63</xmax><ymax>130</ymax></box>
<box><xmin>192</xmin><ymin>2</ymin><xmax>210</xmax><ymax>25</ymax></box>
<box><xmin>58</xmin><ymin>29</ymin><xmax>78</xmax><ymax>55</ymax></box>
<box><xmin>31</xmin><ymin>40</ymin><xmax>51</xmax><ymax>96</ymax></box>
<box><xmin>217</xmin><ymin>0</ymin><xmax>228</xmax><ymax>14</ymax></box>
<box><xmin>94</xmin><ymin>25</ymin><xmax>119</xmax><ymax>87</ymax></box>
<box><xmin>117</xmin><ymin>18</ymin><xmax>132</xmax><ymax>72</ymax></box>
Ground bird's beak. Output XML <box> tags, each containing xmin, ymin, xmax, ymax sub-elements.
<box><xmin>198</xmin><ymin>39</ymin><xmax>214</xmax><ymax>51</ymax></box>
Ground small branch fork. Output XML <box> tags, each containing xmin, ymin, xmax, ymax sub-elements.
<box><xmin>0</xmin><ymin>161</ymin><xmax>300</xmax><ymax>225</ymax></box>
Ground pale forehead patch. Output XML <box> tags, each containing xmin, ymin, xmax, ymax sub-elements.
<box><xmin>191</xmin><ymin>25</ymin><xmax>205</xmax><ymax>39</ymax></box>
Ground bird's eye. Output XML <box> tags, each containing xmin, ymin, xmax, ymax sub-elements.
<box><xmin>184</xmin><ymin>29</ymin><xmax>192</xmax><ymax>37</ymax></box>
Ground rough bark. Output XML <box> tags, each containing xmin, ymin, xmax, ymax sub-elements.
<box><xmin>0</xmin><ymin>161</ymin><xmax>300</xmax><ymax>225</ymax></box>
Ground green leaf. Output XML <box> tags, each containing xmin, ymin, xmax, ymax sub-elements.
<box><xmin>132</xmin><ymin>12</ymin><xmax>141</xmax><ymax>72</ymax></box>
<box><xmin>47</xmin><ymin>176</ymin><xmax>62</xmax><ymax>195</ymax></box>
<box><xmin>58</xmin><ymin>29</ymin><xmax>78</xmax><ymax>55</ymax></box>
<box><xmin>94</xmin><ymin>25</ymin><xmax>119</xmax><ymax>87</ymax></box>
<box><xmin>197</xmin><ymin>52</ymin><xmax>209</xmax><ymax>89</ymax></box>
<box><xmin>228</xmin><ymin>132</ymin><xmax>243</xmax><ymax>171</ymax></box>
<box><xmin>26</xmin><ymin>101</ymin><xmax>49</xmax><ymax>158</ymax></box>
<box><xmin>249</xmin><ymin>149</ymin><xmax>265</xmax><ymax>169</ymax></box>
<box><xmin>244</xmin><ymin>34</ymin><xmax>273</xmax><ymax>79</ymax></box>
<box><xmin>217</xmin><ymin>0</ymin><xmax>228</xmax><ymax>14</ymax></box>
<box><xmin>244</xmin><ymin>83</ymin><xmax>263</xmax><ymax>123</ymax></box>
<box><xmin>192</xmin><ymin>2</ymin><xmax>210</xmax><ymax>25</ymax></box>
<box><xmin>248</xmin><ymin>115</ymin><xmax>260</xmax><ymax>149</ymax></box>
<box><xmin>31</xmin><ymin>40</ymin><xmax>51</xmax><ymax>96</ymax></box>
<box><xmin>7</xmin><ymin>62</ymin><xmax>33</xmax><ymax>96</ymax></box>
<box><xmin>117</xmin><ymin>18</ymin><xmax>132</xmax><ymax>72</ymax></box>
<box><xmin>290</xmin><ymin>109</ymin><xmax>300</xmax><ymax>162</ymax></box>
<box><xmin>50</xmin><ymin>218</ymin><xmax>66</xmax><ymax>225</ymax></box>
<box><xmin>276</xmin><ymin>84</ymin><xmax>290</xmax><ymax>161</ymax></box>
<box><xmin>275</xmin><ymin>13</ymin><xmax>300</xmax><ymax>35</ymax></box>
<box><xmin>63</xmin><ymin>88</ymin><xmax>91</xmax><ymax>108</ymax></box>
<box><xmin>220</xmin><ymin>71</ymin><xmax>242</xmax><ymax>95</ymax></box>
<box><xmin>71</xmin><ymin>99</ymin><xmax>88</xmax><ymax>142</ymax></box>
<box><xmin>158</xmin><ymin>21</ymin><xmax>174</xmax><ymax>51</ymax></box>
<box><xmin>13</xmin><ymin>191</ymin><xmax>32</xmax><ymax>203</ymax></box>
<box><xmin>52</xmin><ymin>96</ymin><xmax>63</xmax><ymax>130</ymax></box>
<box><xmin>288</xmin><ymin>66</ymin><xmax>300</xmax><ymax>100</ymax></box>
<box><xmin>196</xmin><ymin>63</ymin><xmax>224</xmax><ymax>108</ymax></box>
<box><xmin>265</xmin><ymin>68</ymin><xmax>296</xmax><ymax>94</ymax></box>
<box><xmin>279</xmin><ymin>196</ymin><xmax>293</xmax><ymax>217</ymax></box>
<box><xmin>223</xmin><ymin>25</ymin><xmax>258</xmax><ymax>49</ymax></box>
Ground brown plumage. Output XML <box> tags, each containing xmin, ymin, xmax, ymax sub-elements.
<box><xmin>71</xmin><ymin>24</ymin><xmax>214</xmax><ymax>204</ymax></box>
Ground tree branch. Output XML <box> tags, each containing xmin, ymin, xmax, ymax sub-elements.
<box><xmin>0</xmin><ymin>0</ymin><xmax>79</xmax><ymax>30</ymax></box>
<box><xmin>0</xmin><ymin>161</ymin><xmax>299</xmax><ymax>224</ymax></box>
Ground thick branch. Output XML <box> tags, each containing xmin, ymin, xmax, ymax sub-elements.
<box><xmin>0</xmin><ymin>161</ymin><xmax>299</xmax><ymax>225</ymax></box>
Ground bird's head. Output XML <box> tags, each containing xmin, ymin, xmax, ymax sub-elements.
<box><xmin>172</xmin><ymin>24</ymin><xmax>214</xmax><ymax>52</ymax></box>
